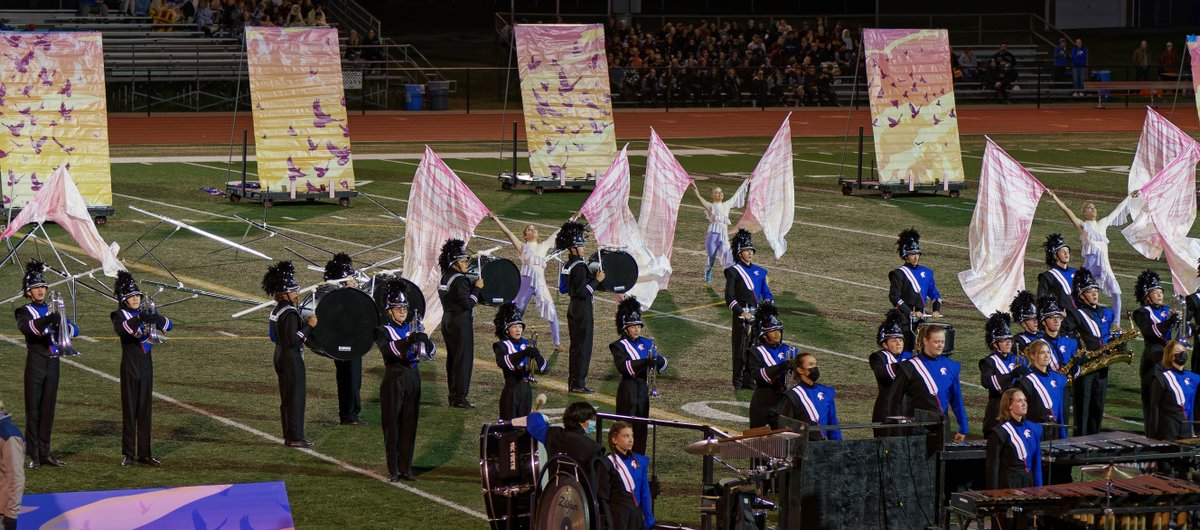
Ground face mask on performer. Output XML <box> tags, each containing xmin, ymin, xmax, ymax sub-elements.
<box><xmin>584</xmin><ymin>420</ymin><xmax>596</xmax><ymax>436</ymax></box>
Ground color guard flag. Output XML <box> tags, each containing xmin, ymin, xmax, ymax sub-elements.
<box><xmin>1122</xmin><ymin>107</ymin><xmax>1198</xmax><ymax>260</ymax></box>
<box><xmin>1135</xmin><ymin>137</ymin><xmax>1200</xmax><ymax>295</ymax></box>
<box><xmin>637</xmin><ymin>128</ymin><xmax>693</xmax><ymax>290</ymax></box>
<box><xmin>734</xmin><ymin>115</ymin><xmax>794</xmax><ymax>259</ymax></box>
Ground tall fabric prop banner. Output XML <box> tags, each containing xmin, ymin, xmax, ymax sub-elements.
<box><xmin>1</xmin><ymin>166</ymin><xmax>122</xmax><ymax>276</ymax></box>
<box><xmin>0</xmin><ymin>32</ymin><xmax>112</xmax><ymax>209</ymax></box>
<box><xmin>1135</xmin><ymin>139</ymin><xmax>1200</xmax><ymax>295</ymax></box>
<box><xmin>734</xmin><ymin>116</ymin><xmax>794</xmax><ymax>259</ymax></box>
<box><xmin>863</xmin><ymin>29</ymin><xmax>965</xmax><ymax>189</ymax></box>
<box><xmin>580</xmin><ymin>146</ymin><xmax>667</xmax><ymax>308</ymax></box>
<box><xmin>637</xmin><ymin>128</ymin><xmax>693</xmax><ymax>290</ymax></box>
<box><xmin>958</xmin><ymin>139</ymin><xmax>1045</xmax><ymax>316</ymax></box>
<box><xmin>246</xmin><ymin>27</ymin><xmax>354</xmax><ymax>197</ymax></box>
<box><xmin>402</xmin><ymin>147</ymin><xmax>490</xmax><ymax>328</ymax></box>
<box><xmin>1189</xmin><ymin>36</ymin><xmax>1200</xmax><ymax>122</ymax></box>
<box><xmin>1122</xmin><ymin>108</ymin><xmax>1197</xmax><ymax>260</ymax></box>
<box><xmin>513</xmin><ymin>24</ymin><xmax>616</xmax><ymax>180</ymax></box>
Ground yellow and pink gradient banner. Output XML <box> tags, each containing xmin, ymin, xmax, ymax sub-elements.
<box><xmin>514</xmin><ymin>24</ymin><xmax>616</xmax><ymax>180</ymax></box>
<box><xmin>0</xmin><ymin>32</ymin><xmax>112</xmax><ymax>209</ymax></box>
<box><xmin>1188</xmin><ymin>35</ymin><xmax>1199</xmax><ymax>123</ymax></box>
<box><xmin>863</xmin><ymin>29</ymin><xmax>964</xmax><ymax>188</ymax></box>
<box><xmin>246</xmin><ymin>27</ymin><xmax>354</xmax><ymax>196</ymax></box>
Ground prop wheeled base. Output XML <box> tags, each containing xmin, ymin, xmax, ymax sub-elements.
<box><xmin>497</xmin><ymin>172</ymin><xmax>595</xmax><ymax>195</ymax></box>
<box><xmin>226</xmin><ymin>181</ymin><xmax>357</xmax><ymax>207</ymax></box>
<box><xmin>4</xmin><ymin>205</ymin><xmax>114</xmax><ymax>225</ymax></box>
<box><xmin>838</xmin><ymin>178</ymin><xmax>964</xmax><ymax>199</ymax></box>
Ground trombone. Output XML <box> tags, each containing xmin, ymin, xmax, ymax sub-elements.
<box><xmin>48</xmin><ymin>291</ymin><xmax>79</xmax><ymax>357</ymax></box>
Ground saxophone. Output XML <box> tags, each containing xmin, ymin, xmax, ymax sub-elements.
<box><xmin>1060</xmin><ymin>313</ymin><xmax>1141</xmax><ymax>381</ymax></box>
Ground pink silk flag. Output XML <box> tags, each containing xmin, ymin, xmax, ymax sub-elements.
<box><xmin>734</xmin><ymin>115</ymin><xmax>794</xmax><ymax>259</ymax></box>
<box><xmin>1136</xmin><ymin>139</ymin><xmax>1200</xmax><ymax>295</ymax></box>
<box><xmin>402</xmin><ymin>147</ymin><xmax>490</xmax><ymax>328</ymax></box>
<box><xmin>1</xmin><ymin>165</ymin><xmax>122</xmax><ymax>277</ymax></box>
<box><xmin>637</xmin><ymin>128</ymin><xmax>693</xmax><ymax>290</ymax></box>
<box><xmin>1122</xmin><ymin>107</ymin><xmax>1198</xmax><ymax>260</ymax></box>
<box><xmin>1189</xmin><ymin>36</ymin><xmax>1199</xmax><ymax>123</ymax></box>
<box><xmin>957</xmin><ymin>139</ymin><xmax>1046</xmax><ymax>316</ymax></box>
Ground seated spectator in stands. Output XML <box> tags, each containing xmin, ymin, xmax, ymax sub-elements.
<box><xmin>195</xmin><ymin>0</ymin><xmax>216</xmax><ymax>35</ymax></box>
<box><xmin>119</xmin><ymin>0</ymin><xmax>133</xmax><ymax>16</ymax></box>
<box><xmin>0</xmin><ymin>19</ymin><xmax>10</xmax><ymax>31</ymax></box>
<box><xmin>767</xmin><ymin>69</ymin><xmax>787</xmax><ymax>105</ymax></box>
<box><xmin>719</xmin><ymin>68</ymin><xmax>742</xmax><ymax>105</ymax></box>
<box><xmin>171</xmin><ymin>0</ymin><xmax>194</xmax><ymax>22</ymax></box>
<box><xmin>957</xmin><ymin>49</ymin><xmax>978</xmax><ymax>81</ymax></box>
<box><xmin>77</xmin><ymin>0</ymin><xmax>110</xmax><ymax>17</ymax></box>
<box><xmin>641</xmin><ymin>68</ymin><xmax>662</xmax><ymax>105</ymax></box>
<box><xmin>363</xmin><ymin>28</ymin><xmax>383</xmax><ymax>73</ymax></box>
<box><xmin>991</xmin><ymin>58</ymin><xmax>1017</xmax><ymax>103</ymax></box>
<box><xmin>993</xmin><ymin>43</ymin><xmax>1017</xmax><ymax>69</ymax></box>
<box><xmin>816</xmin><ymin>65</ymin><xmax>839</xmax><ymax>106</ymax></box>
<box><xmin>285</xmin><ymin>4</ymin><xmax>304</xmax><ymax>26</ymax></box>
<box><xmin>306</xmin><ymin>5</ymin><xmax>326</xmax><ymax>26</ymax></box>
<box><xmin>149</xmin><ymin>0</ymin><xmax>177</xmax><ymax>30</ymax></box>
<box><xmin>1160</xmin><ymin>42</ymin><xmax>1178</xmax><ymax>80</ymax></box>
<box><xmin>346</xmin><ymin>29</ymin><xmax>364</xmax><ymax>66</ymax></box>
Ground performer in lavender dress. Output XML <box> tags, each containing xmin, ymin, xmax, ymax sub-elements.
<box><xmin>1046</xmin><ymin>189</ymin><xmax>1136</xmax><ymax>319</ymax></box>
<box><xmin>691</xmin><ymin>181</ymin><xmax>746</xmax><ymax>283</ymax></box>
<box><xmin>489</xmin><ymin>212</ymin><xmax>580</xmax><ymax>352</ymax></box>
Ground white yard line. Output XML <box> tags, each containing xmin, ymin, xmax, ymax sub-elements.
<box><xmin>216</xmin><ymin>331</ymin><xmax>238</xmax><ymax>338</ymax></box>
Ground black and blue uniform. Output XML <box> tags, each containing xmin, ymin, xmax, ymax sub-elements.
<box><xmin>378</xmin><ymin>320</ymin><xmax>434</xmax><ymax>478</ymax></box>
<box><xmin>15</xmin><ymin>301</ymin><xmax>77</xmax><ymax>464</ymax></box>
<box><xmin>747</xmin><ymin>341</ymin><xmax>794</xmax><ymax>429</ymax></box>
<box><xmin>888</xmin><ymin>354</ymin><xmax>969</xmax><ymax>437</ymax></box>
<box><xmin>111</xmin><ymin>308</ymin><xmax>172</xmax><ymax>461</ymax></box>
<box><xmin>609</xmin><ymin>335</ymin><xmax>667</xmax><ymax>454</ymax></box>
<box><xmin>564</xmin><ymin>255</ymin><xmax>600</xmax><ymax>391</ymax></box>
<box><xmin>1068</xmin><ymin>302</ymin><xmax>1115</xmax><ymax>436</ymax></box>
<box><xmin>269</xmin><ymin>300</ymin><xmax>312</xmax><ymax>444</ymax></box>
<box><xmin>724</xmin><ymin>260</ymin><xmax>773</xmax><ymax>389</ymax></box>
<box><xmin>1134</xmin><ymin>303</ymin><xmax>1177</xmax><ymax>433</ymax></box>
<box><xmin>868</xmin><ymin>348</ymin><xmax>911</xmax><ymax>436</ymax></box>
<box><xmin>979</xmin><ymin>350</ymin><xmax>1029</xmax><ymax>433</ymax></box>
<box><xmin>607</xmin><ymin>450</ymin><xmax>653</xmax><ymax>530</ymax></box>
<box><xmin>1016</xmin><ymin>367</ymin><xmax>1068</xmax><ymax>439</ymax></box>
<box><xmin>1149</xmin><ymin>367</ymin><xmax>1199</xmax><ymax>441</ymax></box>
<box><xmin>1038</xmin><ymin>266</ymin><xmax>1076</xmax><ymax>333</ymax></box>
<box><xmin>439</xmin><ymin>270</ymin><xmax>479</xmax><ymax>407</ymax></box>
<box><xmin>493</xmin><ymin>337</ymin><xmax>545</xmax><ymax>421</ymax></box>
<box><xmin>985</xmin><ymin>419</ymin><xmax>1044</xmax><ymax>488</ymax></box>
<box><xmin>779</xmin><ymin>381</ymin><xmax>842</xmax><ymax>441</ymax></box>
<box><xmin>887</xmin><ymin>263</ymin><xmax>941</xmax><ymax>350</ymax></box>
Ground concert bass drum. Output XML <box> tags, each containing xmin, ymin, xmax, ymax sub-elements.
<box><xmin>480</xmin><ymin>422</ymin><xmax>539</xmax><ymax>530</ymax></box>
<box><xmin>586</xmin><ymin>249</ymin><xmax>638</xmax><ymax>294</ymax></box>
<box><xmin>367</xmin><ymin>273</ymin><xmax>426</xmax><ymax>322</ymax></box>
<box><xmin>302</xmin><ymin>287</ymin><xmax>381</xmax><ymax>361</ymax></box>
<box><xmin>469</xmin><ymin>256</ymin><xmax>521</xmax><ymax>306</ymax></box>
<box><xmin>533</xmin><ymin>456</ymin><xmax>601</xmax><ymax>530</ymax></box>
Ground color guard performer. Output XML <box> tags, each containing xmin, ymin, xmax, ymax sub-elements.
<box><xmin>888</xmin><ymin>324</ymin><xmax>968</xmax><ymax>441</ymax></box>
<box><xmin>324</xmin><ymin>253</ymin><xmax>366</xmax><ymax>426</ymax></box>
<box><xmin>691</xmin><ymin>183</ymin><xmax>742</xmax><ymax>283</ymax></box>
<box><xmin>747</xmin><ymin>304</ymin><xmax>794</xmax><ymax>429</ymax></box>
<box><xmin>1066</xmin><ymin>268</ymin><xmax>1115</xmax><ymax>436</ymax></box>
<box><xmin>263</xmin><ymin>261</ymin><xmax>316</xmax><ymax>449</ymax></box>
<box><xmin>869</xmin><ymin>310</ymin><xmax>911</xmax><ymax>437</ymax></box>
<box><xmin>1148</xmin><ymin>340</ymin><xmax>1198</xmax><ymax>441</ymax></box>
<box><xmin>1015</xmin><ymin>340</ymin><xmax>1068</xmax><ymax>439</ymax></box>
<box><xmin>492</xmin><ymin>303</ymin><xmax>546</xmax><ymax>421</ymax></box>
<box><xmin>15</xmin><ymin>259</ymin><xmax>77</xmax><ymax>469</ymax></box>
<box><xmin>1037</xmin><ymin>233</ymin><xmax>1076</xmax><ymax>333</ymax></box>
<box><xmin>609</xmin><ymin>297</ymin><xmax>667</xmax><ymax>454</ymax></box>
<box><xmin>489</xmin><ymin>212</ymin><xmax>576</xmax><ymax>352</ymax></box>
<box><xmin>376</xmin><ymin>279</ymin><xmax>435</xmax><ymax>481</ymax></box>
<box><xmin>887</xmin><ymin>228</ymin><xmax>941</xmax><ymax>351</ymax></box>
<box><xmin>1133</xmin><ymin>269</ymin><xmax>1179</xmax><ymax>434</ymax></box>
<box><xmin>606</xmin><ymin>420</ymin><xmax>651</xmax><ymax>530</ymax></box>
<box><xmin>1185</xmin><ymin>259</ymin><xmax>1200</xmax><ymax>373</ymax></box>
<box><xmin>985</xmin><ymin>388</ymin><xmax>1043</xmax><ymax>489</ymax></box>
<box><xmin>979</xmin><ymin>312</ymin><xmax>1029</xmax><ymax>434</ymax></box>
<box><xmin>558</xmin><ymin>221</ymin><xmax>604</xmax><ymax>394</ymax></box>
<box><xmin>1045</xmin><ymin>189</ymin><xmax>1134</xmax><ymax>318</ymax></box>
<box><xmin>725</xmin><ymin>229</ymin><xmax>773</xmax><ymax>390</ymax></box>
<box><xmin>438</xmin><ymin>239</ymin><xmax>483</xmax><ymax>409</ymax></box>
<box><xmin>1009</xmin><ymin>291</ymin><xmax>1041</xmax><ymax>354</ymax></box>
<box><xmin>1037</xmin><ymin>295</ymin><xmax>1080</xmax><ymax>377</ymax></box>
<box><xmin>111</xmin><ymin>271</ymin><xmax>173</xmax><ymax>466</ymax></box>
<box><xmin>779</xmin><ymin>352</ymin><xmax>842</xmax><ymax>440</ymax></box>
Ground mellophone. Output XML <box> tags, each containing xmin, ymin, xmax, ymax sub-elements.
<box><xmin>950</xmin><ymin>474</ymin><xmax>1200</xmax><ymax>527</ymax></box>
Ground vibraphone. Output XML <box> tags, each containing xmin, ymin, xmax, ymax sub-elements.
<box><xmin>942</xmin><ymin>431</ymin><xmax>1194</xmax><ymax>465</ymax></box>
<box><xmin>948</xmin><ymin>474</ymin><xmax>1200</xmax><ymax>529</ymax></box>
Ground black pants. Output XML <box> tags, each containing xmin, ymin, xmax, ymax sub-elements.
<box><xmin>616</xmin><ymin>377</ymin><xmax>649</xmax><ymax>455</ymax></box>
<box><xmin>567</xmin><ymin>299</ymin><xmax>593</xmax><ymax>389</ymax></box>
<box><xmin>440</xmin><ymin>311</ymin><xmax>474</xmax><ymax>404</ymax></box>
<box><xmin>730</xmin><ymin>315</ymin><xmax>752</xmax><ymax>388</ymax></box>
<box><xmin>749</xmin><ymin>387</ymin><xmax>783</xmax><ymax>429</ymax></box>
<box><xmin>120</xmin><ymin>352</ymin><xmax>154</xmax><ymax>459</ymax></box>
<box><xmin>24</xmin><ymin>352</ymin><xmax>60</xmax><ymax>461</ymax></box>
<box><xmin>1140</xmin><ymin>349</ymin><xmax>1162</xmax><ymax>435</ymax></box>
<box><xmin>609</xmin><ymin>499</ymin><xmax>644</xmax><ymax>530</ymax></box>
<box><xmin>381</xmin><ymin>364</ymin><xmax>420</xmax><ymax>476</ymax></box>
<box><xmin>273</xmin><ymin>349</ymin><xmax>306</xmax><ymax>442</ymax></box>
<box><xmin>334</xmin><ymin>356</ymin><xmax>362</xmax><ymax>421</ymax></box>
<box><xmin>1072</xmin><ymin>369</ymin><xmax>1107</xmax><ymax>436</ymax></box>
<box><xmin>499</xmin><ymin>376</ymin><xmax>531</xmax><ymax>421</ymax></box>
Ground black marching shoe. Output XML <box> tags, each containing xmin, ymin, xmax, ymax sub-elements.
<box><xmin>27</xmin><ymin>459</ymin><xmax>39</xmax><ymax>470</ymax></box>
<box><xmin>569</xmin><ymin>387</ymin><xmax>594</xmax><ymax>395</ymax></box>
<box><xmin>451</xmin><ymin>401</ymin><xmax>475</xmax><ymax>410</ymax></box>
<box><xmin>138</xmin><ymin>457</ymin><xmax>162</xmax><ymax>467</ymax></box>
<box><xmin>397</xmin><ymin>471</ymin><xmax>417</xmax><ymax>481</ymax></box>
<box><xmin>121</xmin><ymin>456</ymin><xmax>136</xmax><ymax>467</ymax></box>
<box><xmin>388</xmin><ymin>472</ymin><xmax>401</xmax><ymax>482</ymax></box>
<box><xmin>285</xmin><ymin>439</ymin><xmax>314</xmax><ymax>448</ymax></box>
<box><xmin>40</xmin><ymin>456</ymin><xmax>66</xmax><ymax>467</ymax></box>
<box><xmin>340</xmin><ymin>417</ymin><xmax>368</xmax><ymax>426</ymax></box>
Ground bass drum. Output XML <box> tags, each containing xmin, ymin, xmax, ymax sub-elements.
<box><xmin>480</xmin><ymin>423</ymin><xmax>539</xmax><ymax>530</ymax></box>
<box><xmin>587</xmin><ymin>250</ymin><xmax>638</xmax><ymax>294</ymax></box>
<box><xmin>470</xmin><ymin>256</ymin><xmax>521</xmax><ymax>306</ymax></box>
<box><xmin>306</xmin><ymin>287</ymin><xmax>381</xmax><ymax>361</ymax></box>
<box><xmin>533</xmin><ymin>456</ymin><xmax>600</xmax><ymax>530</ymax></box>
<box><xmin>367</xmin><ymin>273</ymin><xmax>427</xmax><ymax>322</ymax></box>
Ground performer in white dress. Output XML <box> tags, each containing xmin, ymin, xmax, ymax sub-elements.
<box><xmin>490</xmin><ymin>212</ymin><xmax>579</xmax><ymax>351</ymax></box>
<box><xmin>1046</xmin><ymin>189</ymin><xmax>1135</xmax><ymax>320</ymax></box>
<box><xmin>691</xmin><ymin>181</ymin><xmax>747</xmax><ymax>283</ymax></box>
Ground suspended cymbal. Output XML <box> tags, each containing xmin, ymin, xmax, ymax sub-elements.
<box><xmin>684</xmin><ymin>438</ymin><xmax>721</xmax><ymax>456</ymax></box>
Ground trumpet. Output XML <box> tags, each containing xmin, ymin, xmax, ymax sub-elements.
<box><xmin>143</xmin><ymin>295</ymin><xmax>165</xmax><ymax>344</ymax></box>
<box><xmin>48</xmin><ymin>291</ymin><xmax>79</xmax><ymax>357</ymax></box>
<box><xmin>525</xmin><ymin>331</ymin><xmax>539</xmax><ymax>385</ymax></box>
<box><xmin>648</xmin><ymin>338</ymin><xmax>662</xmax><ymax>398</ymax></box>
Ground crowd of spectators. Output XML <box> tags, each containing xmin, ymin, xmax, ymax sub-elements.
<box><xmin>72</xmin><ymin>0</ymin><xmax>329</xmax><ymax>36</ymax></box>
<box><xmin>605</xmin><ymin>17</ymin><xmax>857</xmax><ymax>107</ymax></box>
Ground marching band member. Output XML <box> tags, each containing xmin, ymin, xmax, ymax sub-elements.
<box><xmin>979</xmin><ymin>312</ymin><xmax>1029</xmax><ymax>433</ymax></box>
<box><xmin>111</xmin><ymin>271</ymin><xmax>173</xmax><ymax>466</ymax></box>
<box><xmin>376</xmin><ymin>279</ymin><xmax>435</xmax><ymax>481</ymax></box>
<box><xmin>1045</xmin><ymin>189</ymin><xmax>1134</xmax><ymax>319</ymax></box>
<box><xmin>1066</xmin><ymin>268</ymin><xmax>1115</xmax><ymax>436</ymax></box>
<box><xmin>263</xmin><ymin>261</ymin><xmax>316</xmax><ymax>449</ymax></box>
<box><xmin>1037</xmin><ymin>295</ymin><xmax>1080</xmax><ymax>378</ymax></box>
<box><xmin>888</xmin><ymin>324</ymin><xmax>968</xmax><ymax>441</ymax></box>
<box><xmin>869</xmin><ymin>310</ymin><xmax>911</xmax><ymax>437</ymax></box>
<box><xmin>489</xmin><ymin>212</ymin><xmax>577</xmax><ymax>352</ymax></box>
<box><xmin>0</xmin><ymin>398</ymin><xmax>24</xmax><ymax>530</ymax></box>
<box><xmin>492</xmin><ymin>303</ymin><xmax>546</xmax><ymax>421</ymax></box>
<box><xmin>1009</xmin><ymin>291</ymin><xmax>1041</xmax><ymax>354</ymax></box>
<box><xmin>557</xmin><ymin>221</ymin><xmax>604</xmax><ymax>394</ymax></box>
<box><xmin>1185</xmin><ymin>259</ymin><xmax>1200</xmax><ymax>373</ymax></box>
<box><xmin>985</xmin><ymin>388</ymin><xmax>1043</xmax><ymax>489</ymax></box>
<box><xmin>1148</xmin><ymin>340</ymin><xmax>1198</xmax><ymax>441</ymax></box>
<box><xmin>609</xmin><ymin>297</ymin><xmax>667</xmax><ymax>455</ymax></box>
<box><xmin>1015</xmin><ymin>340</ymin><xmax>1068</xmax><ymax>440</ymax></box>
<box><xmin>747</xmin><ymin>304</ymin><xmax>794</xmax><ymax>429</ymax></box>
<box><xmin>606</xmin><ymin>421</ymin><xmax>653</xmax><ymax>530</ymax></box>
<box><xmin>1133</xmin><ymin>269</ymin><xmax>1179</xmax><ymax>434</ymax></box>
<box><xmin>779</xmin><ymin>352</ymin><xmax>842</xmax><ymax>440</ymax></box>
<box><xmin>691</xmin><ymin>183</ymin><xmax>741</xmax><ymax>283</ymax></box>
<box><xmin>1037</xmin><ymin>233</ymin><xmax>1076</xmax><ymax>333</ymax></box>
<box><xmin>15</xmin><ymin>259</ymin><xmax>77</xmax><ymax>469</ymax></box>
<box><xmin>438</xmin><ymin>239</ymin><xmax>483</xmax><ymax>409</ymax></box>
<box><xmin>725</xmin><ymin>229</ymin><xmax>773</xmax><ymax>390</ymax></box>
<box><xmin>887</xmin><ymin>228</ymin><xmax>941</xmax><ymax>351</ymax></box>
<box><xmin>324</xmin><ymin>253</ymin><xmax>366</xmax><ymax>426</ymax></box>
<box><xmin>512</xmin><ymin>403</ymin><xmax>610</xmax><ymax>523</ymax></box>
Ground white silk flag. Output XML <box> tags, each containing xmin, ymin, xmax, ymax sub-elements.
<box><xmin>1136</xmin><ymin>139</ymin><xmax>1200</xmax><ymax>295</ymax></box>
<box><xmin>637</xmin><ymin>128</ymin><xmax>693</xmax><ymax>290</ymax></box>
<box><xmin>1</xmin><ymin>165</ymin><xmax>122</xmax><ymax>277</ymax></box>
<box><xmin>402</xmin><ymin>147</ymin><xmax>490</xmax><ymax>328</ymax></box>
<box><xmin>580</xmin><ymin>146</ymin><xmax>668</xmax><ymax>308</ymax></box>
<box><xmin>958</xmin><ymin>139</ymin><xmax>1046</xmax><ymax>316</ymax></box>
<box><xmin>1122</xmin><ymin>108</ymin><xmax>1196</xmax><ymax>260</ymax></box>
<box><xmin>735</xmin><ymin>115</ymin><xmax>794</xmax><ymax>259</ymax></box>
